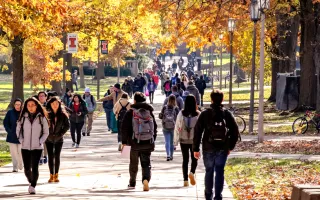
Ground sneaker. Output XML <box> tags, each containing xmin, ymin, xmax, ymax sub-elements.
<box><xmin>75</xmin><ymin>144</ymin><xmax>79</xmax><ymax>148</ymax></box>
<box><xmin>184</xmin><ymin>181</ymin><xmax>189</xmax><ymax>187</ymax></box>
<box><xmin>87</xmin><ymin>132</ymin><xmax>90</xmax><ymax>136</ymax></box>
<box><xmin>29</xmin><ymin>186</ymin><xmax>36</xmax><ymax>194</ymax></box>
<box><xmin>189</xmin><ymin>172</ymin><xmax>196</xmax><ymax>186</ymax></box>
<box><xmin>39</xmin><ymin>159</ymin><xmax>43</xmax><ymax>165</ymax></box>
<box><xmin>143</xmin><ymin>180</ymin><xmax>149</xmax><ymax>191</ymax></box>
<box><xmin>82</xmin><ymin>132</ymin><xmax>86</xmax><ymax>136</ymax></box>
<box><xmin>12</xmin><ymin>169</ymin><xmax>18</xmax><ymax>173</ymax></box>
<box><xmin>128</xmin><ymin>184</ymin><xmax>135</xmax><ymax>189</ymax></box>
<box><xmin>166</xmin><ymin>157</ymin><xmax>170</xmax><ymax>161</ymax></box>
<box><xmin>72</xmin><ymin>143</ymin><xmax>76</xmax><ymax>147</ymax></box>
<box><xmin>43</xmin><ymin>156</ymin><xmax>48</xmax><ymax>164</ymax></box>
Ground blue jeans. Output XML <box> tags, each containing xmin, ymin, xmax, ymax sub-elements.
<box><xmin>163</xmin><ymin>130</ymin><xmax>174</xmax><ymax>158</ymax></box>
<box><xmin>104</xmin><ymin>108</ymin><xmax>113</xmax><ymax>130</ymax></box>
<box><xmin>203</xmin><ymin>151</ymin><xmax>228</xmax><ymax>200</ymax></box>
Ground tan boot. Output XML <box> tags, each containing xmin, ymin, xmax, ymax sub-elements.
<box><xmin>184</xmin><ymin>181</ymin><xmax>189</xmax><ymax>187</ymax></box>
<box><xmin>48</xmin><ymin>174</ymin><xmax>54</xmax><ymax>183</ymax></box>
<box><xmin>189</xmin><ymin>172</ymin><xmax>196</xmax><ymax>186</ymax></box>
<box><xmin>53</xmin><ymin>173</ymin><xmax>60</xmax><ymax>182</ymax></box>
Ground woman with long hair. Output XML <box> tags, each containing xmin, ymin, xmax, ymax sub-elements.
<box><xmin>46</xmin><ymin>97</ymin><xmax>70</xmax><ymax>183</ymax></box>
<box><xmin>159</xmin><ymin>95</ymin><xmax>180</xmax><ymax>161</ymax></box>
<box><xmin>68</xmin><ymin>94</ymin><xmax>88</xmax><ymax>148</ymax></box>
<box><xmin>174</xmin><ymin>95</ymin><xmax>200</xmax><ymax>187</ymax></box>
<box><xmin>147</xmin><ymin>78</ymin><xmax>157</xmax><ymax>104</ymax></box>
<box><xmin>4</xmin><ymin>98</ymin><xmax>23</xmax><ymax>172</ymax></box>
<box><xmin>16</xmin><ymin>97</ymin><xmax>49</xmax><ymax>194</ymax></box>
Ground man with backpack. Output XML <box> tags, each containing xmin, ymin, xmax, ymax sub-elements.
<box><xmin>193</xmin><ymin>90</ymin><xmax>240</xmax><ymax>200</ymax></box>
<box><xmin>163</xmin><ymin>85</ymin><xmax>184</xmax><ymax>110</ymax></box>
<box><xmin>171</xmin><ymin>73</ymin><xmax>181</xmax><ymax>87</ymax></box>
<box><xmin>121</xmin><ymin>92</ymin><xmax>157</xmax><ymax>192</ymax></box>
<box><xmin>82</xmin><ymin>87</ymin><xmax>96</xmax><ymax>136</ymax></box>
<box><xmin>186</xmin><ymin>81</ymin><xmax>200</xmax><ymax>106</ymax></box>
<box><xmin>195</xmin><ymin>75</ymin><xmax>207</xmax><ymax>107</ymax></box>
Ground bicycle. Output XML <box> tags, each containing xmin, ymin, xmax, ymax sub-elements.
<box><xmin>292</xmin><ymin>105</ymin><xmax>320</xmax><ymax>134</ymax></box>
<box><xmin>228</xmin><ymin>107</ymin><xmax>246</xmax><ymax>134</ymax></box>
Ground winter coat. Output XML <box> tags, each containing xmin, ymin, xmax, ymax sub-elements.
<box><xmin>16</xmin><ymin>112</ymin><xmax>49</xmax><ymax>150</ymax></box>
<box><xmin>186</xmin><ymin>85</ymin><xmax>201</xmax><ymax>105</ymax></box>
<box><xmin>193</xmin><ymin>104</ymin><xmax>239</xmax><ymax>153</ymax></box>
<box><xmin>113</xmin><ymin>98</ymin><xmax>131</xmax><ymax>120</ymax></box>
<box><xmin>62</xmin><ymin>93</ymin><xmax>72</xmax><ymax>107</ymax></box>
<box><xmin>121</xmin><ymin>103</ymin><xmax>158</xmax><ymax>152</ymax></box>
<box><xmin>4</xmin><ymin>109</ymin><xmax>21</xmax><ymax>144</ymax></box>
<box><xmin>147</xmin><ymin>82</ymin><xmax>157</xmax><ymax>92</ymax></box>
<box><xmin>133</xmin><ymin>77</ymin><xmax>146</xmax><ymax>91</ymax></box>
<box><xmin>195</xmin><ymin>79</ymin><xmax>207</xmax><ymax>94</ymax></box>
<box><xmin>122</xmin><ymin>83</ymin><xmax>133</xmax><ymax>94</ymax></box>
<box><xmin>174</xmin><ymin>110</ymin><xmax>200</xmax><ymax>146</ymax></box>
<box><xmin>46</xmin><ymin>111</ymin><xmax>70</xmax><ymax>143</ymax></box>
<box><xmin>163</xmin><ymin>80</ymin><xmax>171</xmax><ymax>92</ymax></box>
<box><xmin>83</xmin><ymin>94</ymin><xmax>97</xmax><ymax>113</ymax></box>
<box><xmin>99</xmin><ymin>90</ymin><xmax>127</xmax><ymax>106</ymax></box>
<box><xmin>68</xmin><ymin>102</ymin><xmax>88</xmax><ymax>123</ymax></box>
<box><xmin>163</xmin><ymin>92</ymin><xmax>184</xmax><ymax>110</ymax></box>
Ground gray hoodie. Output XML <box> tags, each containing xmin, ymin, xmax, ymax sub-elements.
<box><xmin>186</xmin><ymin>85</ymin><xmax>200</xmax><ymax>105</ymax></box>
<box><xmin>83</xmin><ymin>94</ymin><xmax>97</xmax><ymax>113</ymax></box>
<box><xmin>16</xmin><ymin>113</ymin><xmax>49</xmax><ymax>150</ymax></box>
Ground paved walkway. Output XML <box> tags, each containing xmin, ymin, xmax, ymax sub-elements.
<box><xmin>0</xmin><ymin>91</ymin><xmax>234</xmax><ymax>199</ymax></box>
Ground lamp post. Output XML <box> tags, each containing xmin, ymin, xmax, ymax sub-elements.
<box><xmin>258</xmin><ymin>0</ymin><xmax>270</xmax><ymax>142</ymax></box>
<box><xmin>219</xmin><ymin>34</ymin><xmax>223</xmax><ymax>90</ymax></box>
<box><xmin>228</xmin><ymin>18</ymin><xmax>236</xmax><ymax>107</ymax></box>
<box><xmin>249</xmin><ymin>0</ymin><xmax>261</xmax><ymax>134</ymax></box>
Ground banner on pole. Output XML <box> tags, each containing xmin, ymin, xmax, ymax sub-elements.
<box><xmin>100</xmin><ymin>40</ymin><xmax>108</xmax><ymax>54</ymax></box>
<box><xmin>67</xmin><ymin>33</ymin><xmax>78</xmax><ymax>53</ymax></box>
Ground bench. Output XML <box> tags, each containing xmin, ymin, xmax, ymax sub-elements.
<box><xmin>292</xmin><ymin>185</ymin><xmax>320</xmax><ymax>200</ymax></box>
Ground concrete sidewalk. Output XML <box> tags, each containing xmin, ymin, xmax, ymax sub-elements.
<box><xmin>0</xmin><ymin>101</ymin><xmax>234</xmax><ymax>199</ymax></box>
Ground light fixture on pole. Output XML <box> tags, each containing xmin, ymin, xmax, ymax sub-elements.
<box><xmin>257</xmin><ymin>0</ymin><xmax>270</xmax><ymax>142</ymax></box>
<box><xmin>219</xmin><ymin>34</ymin><xmax>223</xmax><ymax>90</ymax></box>
<box><xmin>248</xmin><ymin>0</ymin><xmax>261</xmax><ymax>134</ymax></box>
<box><xmin>228</xmin><ymin>18</ymin><xmax>236</xmax><ymax>107</ymax></box>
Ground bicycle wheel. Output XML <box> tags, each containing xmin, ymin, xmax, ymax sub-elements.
<box><xmin>292</xmin><ymin>117</ymin><xmax>308</xmax><ymax>134</ymax></box>
<box><xmin>235</xmin><ymin>116</ymin><xmax>246</xmax><ymax>133</ymax></box>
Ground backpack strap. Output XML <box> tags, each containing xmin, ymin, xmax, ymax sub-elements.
<box><xmin>90</xmin><ymin>95</ymin><xmax>94</xmax><ymax>106</ymax></box>
<box><xmin>19</xmin><ymin>117</ymin><xmax>25</xmax><ymax>139</ymax></box>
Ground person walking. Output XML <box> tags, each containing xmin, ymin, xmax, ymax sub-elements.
<box><xmin>159</xmin><ymin>95</ymin><xmax>179</xmax><ymax>161</ymax></box>
<box><xmin>195</xmin><ymin>75</ymin><xmax>207</xmax><ymax>107</ymax></box>
<box><xmin>147</xmin><ymin>78</ymin><xmax>157</xmax><ymax>104</ymax></box>
<box><xmin>103</xmin><ymin>86</ymin><xmax>114</xmax><ymax>131</ymax></box>
<box><xmin>193</xmin><ymin>90</ymin><xmax>240</xmax><ymax>200</ymax></box>
<box><xmin>133</xmin><ymin>74</ymin><xmax>146</xmax><ymax>93</ymax></box>
<box><xmin>82</xmin><ymin>87</ymin><xmax>96</xmax><ymax>136</ymax></box>
<box><xmin>4</xmin><ymin>98</ymin><xmax>23</xmax><ymax>172</ymax></box>
<box><xmin>163</xmin><ymin>85</ymin><xmax>184</xmax><ymax>110</ymax></box>
<box><xmin>174</xmin><ymin>95</ymin><xmax>200</xmax><ymax>187</ymax></box>
<box><xmin>122</xmin><ymin>79</ymin><xmax>133</xmax><ymax>98</ymax></box>
<box><xmin>16</xmin><ymin>97</ymin><xmax>49</xmax><ymax>194</ymax></box>
<box><xmin>45</xmin><ymin>97</ymin><xmax>70</xmax><ymax>183</ymax></box>
<box><xmin>62</xmin><ymin>88</ymin><xmax>72</xmax><ymax>107</ymax></box>
<box><xmin>163</xmin><ymin>77</ymin><xmax>171</xmax><ymax>97</ymax></box>
<box><xmin>186</xmin><ymin>81</ymin><xmax>201</xmax><ymax>106</ymax></box>
<box><xmin>121</xmin><ymin>92</ymin><xmax>157</xmax><ymax>191</ymax></box>
<box><xmin>68</xmin><ymin>94</ymin><xmax>88</xmax><ymax>148</ymax></box>
<box><xmin>170</xmin><ymin>73</ymin><xmax>181</xmax><ymax>86</ymax></box>
<box><xmin>127</xmin><ymin>76</ymin><xmax>134</xmax><ymax>98</ymax></box>
<box><xmin>37</xmin><ymin>91</ymin><xmax>48</xmax><ymax>165</ymax></box>
<box><xmin>181</xmin><ymin>74</ymin><xmax>189</xmax><ymax>90</ymax></box>
<box><xmin>72</xmin><ymin>70</ymin><xmax>78</xmax><ymax>91</ymax></box>
<box><xmin>113</xmin><ymin>93</ymin><xmax>131</xmax><ymax>151</ymax></box>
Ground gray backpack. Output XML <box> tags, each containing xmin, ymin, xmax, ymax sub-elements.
<box><xmin>162</xmin><ymin>106</ymin><xmax>177</xmax><ymax>130</ymax></box>
<box><xmin>132</xmin><ymin>108</ymin><xmax>154</xmax><ymax>143</ymax></box>
<box><xmin>180</xmin><ymin>115</ymin><xmax>198</xmax><ymax>143</ymax></box>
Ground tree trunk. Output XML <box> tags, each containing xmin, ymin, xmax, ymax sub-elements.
<box><xmin>268</xmin><ymin>36</ymin><xmax>278</xmax><ymax>102</ymax></box>
<box><xmin>299</xmin><ymin>0</ymin><xmax>316</xmax><ymax>107</ymax></box>
<box><xmin>9</xmin><ymin>36</ymin><xmax>24</xmax><ymax>107</ymax></box>
<box><xmin>50</xmin><ymin>81</ymin><xmax>62</xmax><ymax>96</ymax></box>
<box><xmin>79</xmin><ymin>64</ymin><xmax>85</xmax><ymax>88</ymax></box>
<box><xmin>66</xmin><ymin>53</ymin><xmax>73</xmax><ymax>91</ymax></box>
<box><xmin>315</xmin><ymin>3</ymin><xmax>320</xmax><ymax>112</ymax></box>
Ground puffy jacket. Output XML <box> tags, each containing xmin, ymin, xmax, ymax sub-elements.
<box><xmin>186</xmin><ymin>85</ymin><xmax>200</xmax><ymax>105</ymax></box>
<box><xmin>174</xmin><ymin>110</ymin><xmax>200</xmax><ymax>146</ymax></box>
<box><xmin>4</xmin><ymin>109</ymin><xmax>21</xmax><ymax>144</ymax></box>
<box><xmin>68</xmin><ymin>102</ymin><xmax>88</xmax><ymax>123</ymax></box>
<box><xmin>46</xmin><ymin>111</ymin><xmax>70</xmax><ymax>143</ymax></box>
<box><xmin>113</xmin><ymin>98</ymin><xmax>131</xmax><ymax>120</ymax></box>
<box><xmin>83</xmin><ymin>94</ymin><xmax>96</xmax><ymax>113</ymax></box>
<box><xmin>16</xmin><ymin>113</ymin><xmax>49</xmax><ymax>150</ymax></box>
<box><xmin>163</xmin><ymin>92</ymin><xmax>184</xmax><ymax>110</ymax></box>
<box><xmin>121</xmin><ymin>103</ymin><xmax>158</xmax><ymax>152</ymax></box>
<box><xmin>193</xmin><ymin>105</ymin><xmax>239</xmax><ymax>153</ymax></box>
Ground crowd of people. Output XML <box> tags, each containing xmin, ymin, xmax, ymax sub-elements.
<box><xmin>4</xmin><ymin>69</ymin><xmax>240</xmax><ymax>200</ymax></box>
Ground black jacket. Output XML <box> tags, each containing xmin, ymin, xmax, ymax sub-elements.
<box><xmin>4</xmin><ymin>109</ymin><xmax>21</xmax><ymax>144</ymax></box>
<box><xmin>121</xmin><ymin>103</ymin><xmax>157</xmax><ymax>152</ymax></box>
<box><xmin>193</xmin><ymin>104</ymin><xmax>239</xmax><ymax>153</ymax></box>
<box><xmin>122</xmin><ymin>82</ymin><xmax>133</xmax><ymax>93</ymax></box>
<box><xmin>195</xmin><ymin>79</ymin><xmax>207</xmax><ymax>94</ymax></box>
<box><xmin>68</xmin><ymin>102</ymin><xmax>88</xmax><ymax>123</ymax></box>
<box><xmin>46</xmin><ymin>111</ymin><xmax>70</xmax><ymax>143</ymax></box>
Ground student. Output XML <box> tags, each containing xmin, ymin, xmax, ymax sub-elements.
<box><xmin>103</xmin><ymin>86</ymin><xmax>114</xmax><ymax>131</ymax></box>
<box><xmin>113</xmin><ymin>93</ymin><xmax>131</xmax><ymax>151</ymax></box>
<box><xmin>46</xmin><ymin>97</ymin><xmax>70</xmax><ymax>183</ymax></box>
<box><xmin>193</xmin><ymin>90</ymin><xmax>240</xmax><ymax>200</ymax></box>
<box><xmin>16</xmin><ymin>97</ymin><xmax>49</xmax><ymax>194</ymax></box>
<box><xmin>62</xmin><ymin>88</ymin><xmax>72</xmax><ymax>107</ymax></box>
<box><xmin>186</xmin><ymin>81</ymin><xmax>200</xmax><ymax>106</ymax></box>
<box><xmin>147</xmin><ymin>78</ymin><xmax>157</xmax><ymax>104</ymax></box>
<box><xmin>37</xmin><ymin>91</ymin><xmax>48</xmax><ymax>165</ymax></box>
<box><xmin>163</xmin><ymin>85</ymin><xmax>184</xmax><ymax>111</ymax></box>
<box><xmin>121</xmin><ymin>92</ymin><xmax>157</xmax><ymax>191</ymax></box>
<box><xmin>68</xmin><ymin>94</ymin><xmax>88</xmax><ymax>148</ymax></box>
<box><xmin>4</xmin><ymin>98</ymin><xmax>23</xmax><ymax>172</ymax></box>
<box><xmin>82</xmin><ymin>87</ymin><xmax>96</xmax><ymax>136</ymax></box>
<box><xmin>159</xmin><ymin>95</ymin><xmax>179</xmax><ymax>161</ymax></box>
<box><xmin>195</xmin><ymin>75</ymin><xmax>207</xmax><ymax>107</ymax></box>
<box><xmin>163</xmin><ymin>77</ymin><xmax>171</xmax><ymax>97</ymax></box>
<box><xmin>174</xmin><ymin>95</ymin><xmax>200</xmax><ymax>187</ymax></box>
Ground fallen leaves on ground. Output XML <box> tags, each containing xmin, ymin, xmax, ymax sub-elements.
<box><xmin>234</xmin><ymin>140</ymin><xmax>320</xmax><ymax>155</ymax></box>
<box><xmin>225</xmin><ymin>158</ymin><xmax>320</xmax><ymax>200</ymax></box>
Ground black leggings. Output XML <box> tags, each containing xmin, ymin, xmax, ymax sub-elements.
<box><xmin>70</xmin><ymin>122</ymin><xmax>84</xmax><ymax>145</ymax></box>
<box><xmin>21</xmin><ymin>149</ymin><xmax>43</xmax><ymax>187</ymax></box>
<box><xmin>180</xmin><ymin>143</ymin><xmax>198</xmax><ymax>181</ymax></box>
<box><xmin>46</xmin><ymin>142</ymin><xmax>63</xmax><ymax>174</ymax></box>
<box><xmin>149</xmin><ymin>91</ymin><xmax>154</xmax><ymax>103</ymax></box>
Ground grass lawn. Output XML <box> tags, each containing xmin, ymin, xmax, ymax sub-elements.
<box><xmin>0</xmin><ymin>140</ymin><xmax>11</xmax><ymax>167</ymax></box>
<box><xmin>225</xmin><ymin>158</ymin><xmax>320</xmax><ymax>200</ymax></box>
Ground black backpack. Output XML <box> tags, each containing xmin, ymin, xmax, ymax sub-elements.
<box><xmin>118</xmin><ymin>102</ymin><xmax>129</xmax><ymax>122</ymax></box>
<box><xmin>83</xmin><ymin>94</ymin><xmax>95</xmax><ymax>106</ymax></box>
<box><xmin>208</xmin><ymin>108</ymin><xmax>228</xmax><ymax>148</ymax></box>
